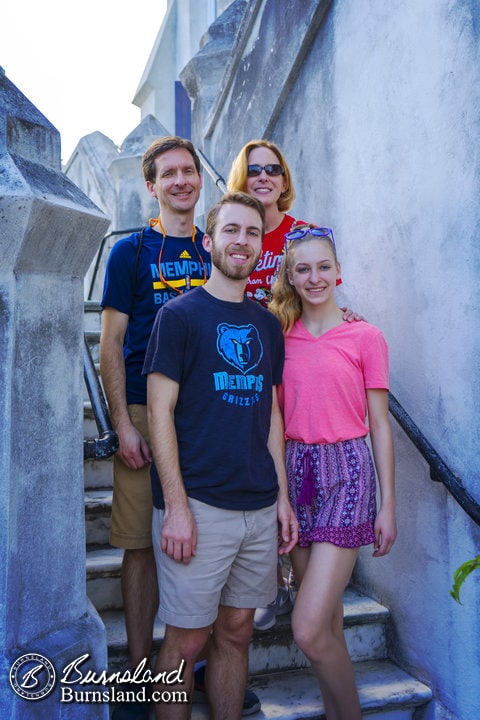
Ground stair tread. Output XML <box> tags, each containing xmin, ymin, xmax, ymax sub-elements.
<box><xmin>98</xmin><ymin>610</ymin><xmax>430</xmax><ymax>717</ymax></box>
<box><xmin>342</xmin><ymin>587</ymin><xmax>389</xmax><ymax>624</ymax></box>
<box><xmin>87</xmin><ymin>546</ymin><xmax>123</xmax><ymax>576</ymax></box>
<box><xmin>191</xmin><ymin>662</ymin><xmax>432</xmax><ymax>718</ymax></box>
<box><xmin>102</xmin><ymin>608</ymin><xmax>165</xmax><ymax>650</ymax></box>
<box><xmin>90</xmin><ymin>550</ymin><xmax>387</xmax><ymax>621</ymax></box>
<box><xmin>84</xmin><ymin>301</ymin><xmax>102</xmax><ymax>312</ymax></box>
<box><xmin>85</xmin><ymin>488</ymin><xmax>113</xmax><ymax>510</ymax></box>
<box><xmin>98</xmin><ymin>586</ymin><xmax>387</xmax><ymax>649</ymax></box>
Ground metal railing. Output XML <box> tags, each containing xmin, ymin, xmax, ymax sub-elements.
<box><xmin>388</xmin><ymin>393</ymin><xmax>480</xmax><ymax>526</ymax></box>
<box><xmin>83</xmin><ymin>335</ymin><xmax>118</xmax><ymax>460</ymax></box>
<box><xmin>81</xmin><ymin>147</ymin><xmax>480</xmax><ymax>530</ymax></box>
<box><xmin>87</xmin><ymin>227</ymin><xmax>143</xmax><ymax>302</ymax></box>
<box><xmin>196</xmin><ymin>148</ymin><xmax>227</xmax><ymax>193</ymax></box>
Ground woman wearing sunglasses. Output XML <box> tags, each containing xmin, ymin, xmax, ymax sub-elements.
<box><xmin>227</xmin><ymin>140</ymin><xmax>308</xmax><ymax>632</ymax></box>
<box><xmin>270</xmin><ymin>225</ymin><xmax>397</xmax><ymax>719</ymax></box>
<box><xmin>227</xmin><ymin>139</ymin><xmax>304</xmax><ymax>307</ymax></box>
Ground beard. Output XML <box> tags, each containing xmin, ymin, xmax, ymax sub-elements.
<box><xmin>210</xmin><ymin>243</ymin><xmax>261</xmax><ymax>281</ymax></box>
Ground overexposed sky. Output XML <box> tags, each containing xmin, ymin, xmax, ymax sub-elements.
<box><xmin>1</xmin><ymin>1</ymin><xmax>167</xmax><ymax>163</ymax></box>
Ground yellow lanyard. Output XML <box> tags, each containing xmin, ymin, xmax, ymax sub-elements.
<box><xmin>149</xmin><ymin>215</ymin><xmax>207</xmax><ymax>294</ymax></box>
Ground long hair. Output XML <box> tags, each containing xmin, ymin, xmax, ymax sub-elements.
<box><xmin>227</xmin><ymin>139</ymin><xmax>295</xmax><ymax>212</ymax></box>
<box><xmin>269</xmin><ymin>255</ymin><xmax>302</xmax><ymax>333</ymax></box>
<box><xmin>269</xmin><ymin>225</ymin><xmax>339</xmax><ymax>334</ymax></box>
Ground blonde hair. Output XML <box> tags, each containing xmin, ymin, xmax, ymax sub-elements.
<box><xmin>269</xmin><ymin>225</ymin><xmax>339</xmax><ymax>333</ymax></box>
<box><xmin>227</xmin><ymin>139</ymin><xmax>295</xmax><ymax>212</ymax></box>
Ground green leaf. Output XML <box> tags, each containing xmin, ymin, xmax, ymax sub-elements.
<box><xmin>450</xmin><ymin>555</ymin><xmax>480</xmax><ymax>604</ymax></box>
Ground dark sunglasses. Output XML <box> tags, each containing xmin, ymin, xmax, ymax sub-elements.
<box><xmin>247</xmin><ymin>164</ymin><xmax>285</xmax><ymax>177</ymax></box>
<box><xmin>284</xmin><ymin>226</ymin><xmax>336</xmax><ymax>251</ymax></box>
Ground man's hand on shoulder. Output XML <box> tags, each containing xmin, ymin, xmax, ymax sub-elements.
<box><xmin>341</xmin><ymin>306</ymin><xmax>366</xmax><ymax>322</ymax></box>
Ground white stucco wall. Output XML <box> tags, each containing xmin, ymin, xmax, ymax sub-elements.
<box><xmin>270</xmin><ymin>3</ymin><xmax>480</xmax><ymax>718</ymax></box>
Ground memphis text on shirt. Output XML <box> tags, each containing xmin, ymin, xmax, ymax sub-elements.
<box><xmin>60</xmin><ymin>654</ymin><xmax>187</xmax><ymax>704</ymax></box>
<box><xmin>214</xmin><ymin>322</ymin><xmax>265</xmax><ymax>406</ymax></box>
<box><xmin>151</xmin><ymin>259</ymin><xmax>210</xmax><ymax>304</ymax></box>
<box><xmin>213</xmin><ymin>371</ymin><xmax>263</xmax><ymax>406</ymax></box>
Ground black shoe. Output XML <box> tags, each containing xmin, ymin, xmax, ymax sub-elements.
<box><xmin>193</xmin><ymin>665</ymin><xmax>261</xmax><ymax>716</ymax></box>
<box><xmin>241</xmin><ymin>687</ymin><xmax>261</xmax><ymax>716</ymax></box>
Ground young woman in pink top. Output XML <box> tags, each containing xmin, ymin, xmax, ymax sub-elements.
<box><xmin>228</xmin><ymin>142</ymin><xmax>360</xmax><ymax>632</ymax></box>
<box><xmin>270</xmin><ymin>225</ymin><xmax>397</xmax><ymax>720</ymax></box>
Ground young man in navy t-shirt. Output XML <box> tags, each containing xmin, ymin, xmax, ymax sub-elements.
<box><xmin>143</xmin><ymin>192</ymin><xmax>298</xmax><ymax>719</ymax></box>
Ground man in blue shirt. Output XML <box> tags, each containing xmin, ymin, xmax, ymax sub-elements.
<box><xmin>100</xmin><ymin>137</ymin><xmax>209</xmax><ymax>718</ymax></box>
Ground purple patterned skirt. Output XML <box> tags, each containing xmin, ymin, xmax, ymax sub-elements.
<box><xmin>286</xmin><ymin>438</ymin><xmax>377</xmax><ymax>548</ymax></box>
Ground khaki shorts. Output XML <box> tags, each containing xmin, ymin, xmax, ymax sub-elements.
<box><xmin>152</xmin><ymin>498</ymin><xmax>278</xmax><ymax>629</ymax></box>
<box><xmin>110</xmin><ymin>404</ymin><xmax>153</xmax><ymax>549</ymax></box>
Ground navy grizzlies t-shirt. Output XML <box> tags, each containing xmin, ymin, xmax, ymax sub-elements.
<box><xmin>101</xmin><ymin>226</ymin><xmax>210</xmax><ymax>404</ymax></box>
<box><xmin>142</xmin><ymin>287</ymin><xmax>285</xmax><ymax>511</ymax></box>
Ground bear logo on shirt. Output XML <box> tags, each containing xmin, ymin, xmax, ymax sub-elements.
<box><xmin>216</xmin><ymin>323</ymin><xmax>263</xmax><ymax>375</ymax></box>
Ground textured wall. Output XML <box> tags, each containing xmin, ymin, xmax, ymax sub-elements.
<box><xmin>0</xmin><ymin>70</ymin><xmax>110</xmax><ymax>718</ymax></box>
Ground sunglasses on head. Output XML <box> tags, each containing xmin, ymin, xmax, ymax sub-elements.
<box><xmin>247</xmin><ymin>164</ymin><xmax>285</xmax><ymax>177</ymax></box>
<box><xmin>284</xmin><ymin>226</ymin><xmax>336</xmax><ymax>251</ymax></box>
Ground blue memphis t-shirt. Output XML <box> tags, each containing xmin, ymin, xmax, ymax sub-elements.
<box><xmin>142</xmin><ymin>287</ymin><xmax>285</xmax><ymax>511</ymax></box>
<box><xmin>101</xmin><ymin>225</ymin><xmax>210</xmax><ymax>405</ymax></box>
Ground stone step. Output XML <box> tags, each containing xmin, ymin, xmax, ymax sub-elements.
<box><xmin>190</xmin><ymin>661</ymin><xmax>432</xmax><ymax>719</ymax></box>
<box><xmin>84</xmin><ymin>404</ymin><xmax>102</xmax><ymax>437</ymax></box>
<box><xmin>87</xmin><ymin>547</ymin><xmax>123</xmax><ymax>611</ymax></box>
<box><xmin>85</xmin><ymin>489</ymin><xmax>113</xmax><ymax>546</ymax></box>
<box><xmin>84</xmin><ymin>457</ymin><xmax>114</xmax><ymax>490</ymax></box>
<box><xmin>105</xmin><ymin>664</ymin><xmax>432</xmax><ymax>720</ymax></box>
<box><xmin>97</xmin><ymin>586</ymin><xmax>389</xmax><ymax>673</ymax></box>
<box><xmin>84</xmin><ymin>301</ymin><xmax>102</xmax><ymax>333</ymax></box>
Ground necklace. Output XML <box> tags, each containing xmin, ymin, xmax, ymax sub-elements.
<box><xmin>149</xmin><ymin>215</ymin><xmax>207</xmax><ymax>294</ymax></box>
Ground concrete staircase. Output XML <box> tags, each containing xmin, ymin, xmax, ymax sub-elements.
<box><xmin>83</xmin><ymin>301</ymin><xmax>432</xmax><ymax>719</ymax></box>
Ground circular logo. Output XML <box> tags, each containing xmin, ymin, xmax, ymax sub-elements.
<box><xmin>10</xmin><ymin>653</ymin><xmax>56</xmax><ymax>700</ymax></box>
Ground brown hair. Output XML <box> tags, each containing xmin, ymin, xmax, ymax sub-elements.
<box><xmin>141</xmin><ymin>136</ymin><xmax>201</xmax><ymax>183</ymax></box>
<box><xmin>227</xmin><ymin>139</ymin><xmax>295</xmax><ymax>212</ymax></box>
<box><xmin>205</xmin><ymin>191</ymin><xmax>266</xmax><ymax>239</ymax></box>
